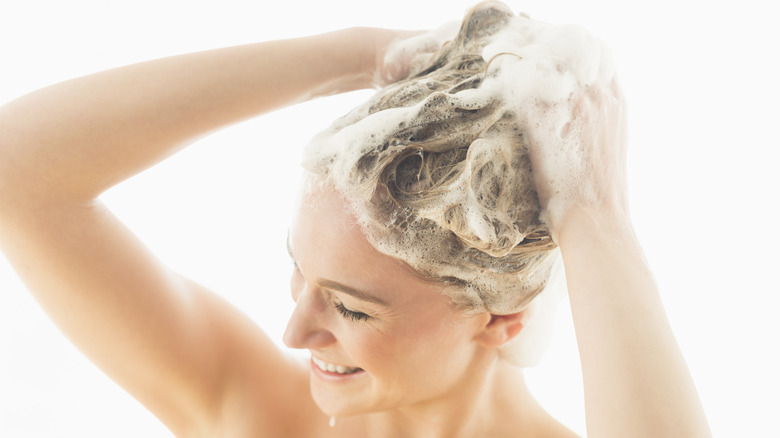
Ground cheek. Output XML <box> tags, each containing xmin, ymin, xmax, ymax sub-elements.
<box><xmin>340</xmin><ymin>324</ymin><xmax>389</xmax><ymax>363</ymax></box>
<box><xmin>351</xmin><ymin>312</ymin><xmax>471</xmax><ymax>373</ymax></box>
<box><xmin>361</xmin><ymin>319</ymin><xmax>477</xmax><ymax>403</ymax></box>
<box><xmin>415</xmin><ymin>319</ymin><xmax>470</xmax><ymax>362</ymax></box>
<box><xmin>399</xmin><ymin>310</ymin><xmax>483</xmax><ymax>378</ymax></box>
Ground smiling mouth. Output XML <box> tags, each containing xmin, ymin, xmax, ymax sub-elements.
<box><xmin>311</xmin><ymin>356</ymin><xmax>363</xmax><ymax>375</ymax></box>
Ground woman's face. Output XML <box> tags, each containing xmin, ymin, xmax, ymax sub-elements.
<box><xmin>284</xmin><ymin>184</ymin><xmax>491</xmax><ymax>416</ymax></box>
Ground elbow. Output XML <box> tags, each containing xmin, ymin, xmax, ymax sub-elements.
<box><xmin>0</xmin><ymin>97</ymin><xmax>22</xmax><ymax>171</ymax></box>
<box><xmin>0</xmin><ymin>115</ymin><xmax>28</xmax><ymax>206</ymax></box>
<box><xmin>0</xmin><ymin>97</ymin><xmax>108</xmax><ymax>206</ymax></box>
<box><xmin>0</xmin><ymin>123</ymin><xmax>19</xmax><ymax>205</ymax></box>
<box><xmin>0</xmin><ymin>151</ymin><xmax>28</xmax><ymax>214</ymax></box>
<box><xmin>0</xmin><ymin>107</ymin><xmax>53</xmax><ymax>209</ymax></box>
<box><xmin>0</xmin><ymin>103</ymin><xmax>67</xmax><ymax>207</ymax></box>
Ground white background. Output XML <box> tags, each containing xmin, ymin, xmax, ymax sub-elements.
<box><xmin>1</xmin><ymin>1</ymin><xmax>778</xmax><ymax>436</ymax></box>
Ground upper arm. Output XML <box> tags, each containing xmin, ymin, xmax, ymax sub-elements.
<box><xmin>0</xmin><ymin>199</ymin><xmax>308</xmax><ymax>436</ymax></box>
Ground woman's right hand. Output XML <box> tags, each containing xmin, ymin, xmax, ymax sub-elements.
<box><xmin>371</xmin><ymin>22</ymin><xmax>458</xmax><ymax>87</ymax></box>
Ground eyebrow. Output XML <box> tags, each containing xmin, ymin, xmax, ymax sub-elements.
<box><xmin>286</xmin><ymin>233</ymin><xmax>389</xmax><ymax>307</ymax></box>
<box><xmin>317</xmin><ymin>279</ymin><xmax>389</xmax><ymax>306</ymax></box>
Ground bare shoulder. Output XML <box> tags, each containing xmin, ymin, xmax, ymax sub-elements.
<box><xmin>181</xmin><ymin>284</ymin><xmax>321</xmax><ymax>437</ymax></box>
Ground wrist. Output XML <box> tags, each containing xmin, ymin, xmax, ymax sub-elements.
<box><xmin>303</xmin><ymin>28</ymin><xmax>377</xmax><ymax>98</ymax></box>
<box><xmin>556</xmin><ymin>205</ymin><xmax>636</xmax><ymax>251</ymax></box>
<box><xmin>344</xmin><ymin>27</ymin><xmax>381</xmax><ymax>90</ymax></box>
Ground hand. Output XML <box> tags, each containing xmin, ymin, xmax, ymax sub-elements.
<box><xmin>371</xmin><ymin>22</ymin><xmax>459</xmax><ymax>87</ymax></box>
<box><xmin>525</xmin><ymin>77</ymin><xmax>629</xmax><ymax>239</ymax></box>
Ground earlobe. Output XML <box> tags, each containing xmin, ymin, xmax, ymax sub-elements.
<box><xmin>474</xmin><ymin>312</ymin><xmax>526</xmax><ymax>349</ymax></box>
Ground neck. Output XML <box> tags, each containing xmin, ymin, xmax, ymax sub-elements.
<box><xmin>357</xmin><ymin>358</ymin><xmax>548</xmax><ymax>438</ymax></box>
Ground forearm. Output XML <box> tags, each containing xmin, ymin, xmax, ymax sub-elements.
<box><xmin>559</xmin><ymin>208</ymin><xmax>710</xmax><ymax>437</ymax></box>
<box><xmin>0</xmin><ymin>28</ymin><xmax>373</xmax><ymax>204</ymax></box>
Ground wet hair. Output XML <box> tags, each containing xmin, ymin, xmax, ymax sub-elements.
<box><xmin>303</xmin><ymin>1</ymin><xmax>560</xmax><ymax>316</ymax></box>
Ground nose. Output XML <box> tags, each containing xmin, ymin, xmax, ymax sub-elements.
<box><xmin>283</xmin><ymin>286</ymin><xmax>336</xmax><ymax>350</ymax></box>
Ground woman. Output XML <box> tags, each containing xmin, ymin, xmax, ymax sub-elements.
<box><xmin>0</xmin><ymin>2</ymin><xmax>710</xmax><ymax>437</ymax></box>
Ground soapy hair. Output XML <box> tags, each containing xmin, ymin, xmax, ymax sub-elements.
<box><xmin>304</xmin><ymin>1</ymin><xmax>561</xmax><ymax>325</ymax></box>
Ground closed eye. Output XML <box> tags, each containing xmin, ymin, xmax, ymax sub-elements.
<box><xmin>334</xmin><ymin>301</ymin><xmax>370</xmax><ymax>322</ymax></box>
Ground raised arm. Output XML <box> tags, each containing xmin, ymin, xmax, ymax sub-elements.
<box><xmin>0</xmin><ymin>28</ymin><xmax>406</xmax><ymax>437</ymax></box>
<box><xmin>0</xmin><ymin>28</ymin><xmax>387</xmax><ymax>203</ymax></box>
<box><xmin>559</xmin><ymin>208</ymin><xmax>713</xmax><ymax>437</ymax></box>
<box><xmin>527</xmin><ymin>80</ymin><xmax>712</xmax><ymax>437</ymax></box>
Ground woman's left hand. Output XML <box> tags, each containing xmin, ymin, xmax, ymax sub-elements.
<box><xmin>524</xmin><ymin>77</ymin><xmax>629</xmax><ymax>239</ymax></box>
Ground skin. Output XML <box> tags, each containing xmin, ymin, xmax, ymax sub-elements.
<box><xmin>0</xmin><ymin>13</ymin><xmax>711</xmax><ymax>438</ymax></box>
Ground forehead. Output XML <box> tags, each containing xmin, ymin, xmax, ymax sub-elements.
<box><xmin>290</xmin><ymin>183</ymin><xmax>372</xmax><ymax>262</ymax></box>
<box><xmin>290</xmin><ymin>183</ymin><xmax>390</xmax><ymax>268</ymax></box>
<box><xmin>289</xmin><ymin>182</ymin><xmax>444</xmax><ymax>305</ymax></box>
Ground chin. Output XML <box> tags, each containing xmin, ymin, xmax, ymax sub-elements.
<box><xmin>310</xmin><ymin>384</ymin><xmax>373</xmax><ymax>417</ymax></box>
<box><xmin>309</xmin><ymin>371</ymin><xmax>375</xmax><ymax>417</ymax></box>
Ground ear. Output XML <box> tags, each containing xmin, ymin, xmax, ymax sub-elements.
<box><xmin>473</xmin><ymin>311</ymin><xmax>527</xmax><ymax>349</ymax></box>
